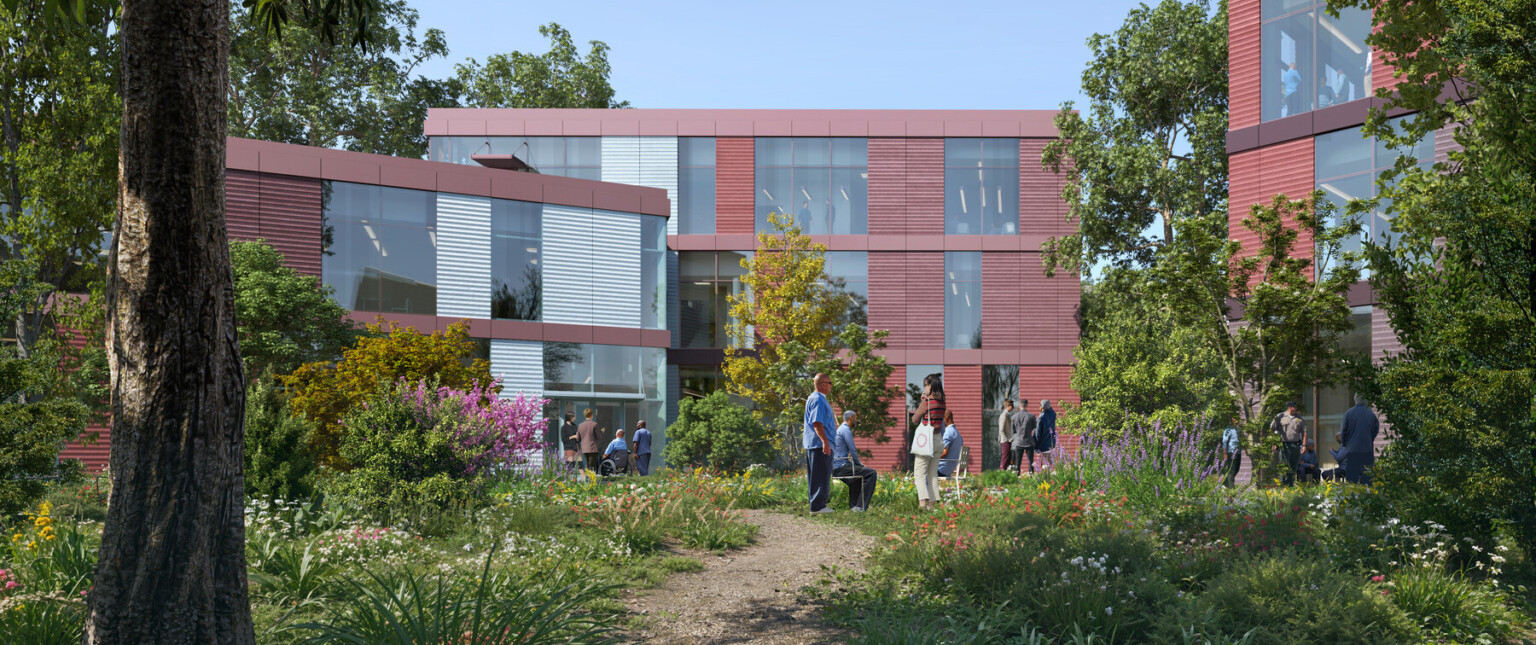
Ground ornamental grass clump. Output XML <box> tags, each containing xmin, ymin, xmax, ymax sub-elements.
<box><xmin>1074</xmin><ymin>418</ymin><xmax>1222</xmax><ymax>508</ymax></box>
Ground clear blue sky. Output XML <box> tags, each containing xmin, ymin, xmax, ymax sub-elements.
<box><xmin>412</xmin><ymin>0</ymin><xmax>1152</xmax><ymax>111</ymax></box>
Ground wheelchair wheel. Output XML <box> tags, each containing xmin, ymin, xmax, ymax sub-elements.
<box><xmin>599</xmin><ymin>459</ymin><xmax>616</xmax><ymax>477</ymax></box>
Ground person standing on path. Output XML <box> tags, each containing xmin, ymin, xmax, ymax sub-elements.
<box><xmin>574</xmin><ymin>408</ymin><xmax>602</xmax><ymax>473</ymax></box>
<box><xmin>1271</xmin><ymin>401</ymin><xmax>1307</xmax><ymax>486</ymax></box>
<box><xmin>1035</xmin><ymin>400</ymin><xmax>1058</xmax><ymax>471</ymax></box>
<box><xmin>804</xmin><ymin>373</ymin><xmax>837</xmax><ymax>514</ymax></box>
<box><xmin>632</xmin><ymin>420</ymin><xmax>653</xmax><ymax>476</ymax></box>
<box><xmin>832</xmin><ymin>410</ymin><xmax>878</xmax><ymax>511</ymax></box>
<box><xmin>1219</xmin><ymin>425</ymin><xmax>1242</xmax><ymax>488</ymax></box>
<box><xmin>1011</xmin><ymin>399</ymin><xmax>1037</xmax><ymax>475</ymax></box>
<box><xmin>1339</xmin><ymin>394</ymin><xmax>1380</xmax><ymax>485</ymax></box>
<box><xmin>910</xmin><ymin>373</ymin><xmax>946</xmax><ymax>509</ymax></box>
<box><xmin>997</xmin><ymin>399</ymin><xmax>1016</xmax><ymax>471</ymax></box>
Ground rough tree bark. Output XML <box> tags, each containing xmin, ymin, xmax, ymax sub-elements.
<box><xmin>84</xmin><ymin>0</ymin><xmax>253</xmax><ymax>642</ymax></box>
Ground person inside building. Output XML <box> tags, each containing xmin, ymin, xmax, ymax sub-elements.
<box><xmin>632</xmin><ymin>420</ymin><xmax>653</xmax><ymax>476</ymax></box>
<box><xmin>832</xmin><ymin>410</ymin><xmax>878</xmax><ymax>512</ymax></box>
<box><xmin>937</xmin><ymin>409</ymin><xmax>964</xmax><ymax>477</ymax></box>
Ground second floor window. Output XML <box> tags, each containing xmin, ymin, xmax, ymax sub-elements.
<box><xmin>945</xmin><ymin>139</ymin><xmax>1020</xmax><ymax>235</ymax></box>
<box><xmin>755</xmin><ymin>138</ymin><xmax>867</xmax><ymax>235</ymax></box>
<box><xmin>678</xmin><ymin>137</ymin><xmax>716</xmax><ymax>234</ymax></box>
<box><xmin>1262</xmin><ymin>1</ymin><xmax>1372</xmax><ymax>122</ymax></box>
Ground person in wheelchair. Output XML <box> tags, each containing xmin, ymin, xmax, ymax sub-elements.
<box><xmin>600</xmin><ymin>429</ymin><xmax>631</xmax><ymax>476</ymax></box>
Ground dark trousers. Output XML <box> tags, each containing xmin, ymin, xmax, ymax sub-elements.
<box><xmin>636</xmin><ymin>453</ymin><xmax>651</xmax><ymax>476</ymax></box>
<box><xmin>805</xmin><ymin>449</ymin><xmax>832</xmax><ymax>512</ymax></box>
<box><xmin>1280</xmin><ymin>442</ymin><xmax>1301</xmax><ymax>485</ymax></box>
<box><xmin>583</xmin><ymin>452</ymin><xmax>601</xmax><ymax>472</ymax></box>
<box><xmin>1014</xmin><ymin>445</ymin><xmax>1035</xmax><ymax>474</ymax></box>
<box><xmin>999</xmin><ymin>440</ymin><xmax>1013</xmax><ymax>470</ymax></box>
<box><xmin>1223</xmin><ymin>452</ymin><xmax>1242</xmax><ymax>488</ymax></box>
<box><xmin>833</xmin><ymin>464</ymin><xmax>878</xmax><ymax>510</ymax></box>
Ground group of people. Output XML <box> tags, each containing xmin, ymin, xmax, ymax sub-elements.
<box><xmin>552</xmin><ymin>409</ymin><xmax>653</xmax><ymax>476</ymax></box>
<box><xmin>1218</xmin><ymin>394</ymin><xmax>1381</xmax><ymax>487</ymax></box>
<box><xmin>803</xmin><ymin>372</ymin><xmax>1061</xmax><ymax>514</ymax></box>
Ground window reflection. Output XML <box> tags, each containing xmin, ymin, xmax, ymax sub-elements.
<box><xmin>678</xmin><ymin>138</ymin><xmax>716</xmax><ymax>234</ymax></box>
<box><xmin>322</xmin><ymin>182</ymin><xmax>437</xmax><ymax>315</ymax></box>
<box><xmin>641</xmin><ymin>216</ymin><xmax>667</xmax><ymax>330</ymax></box>
<box><xmin>491</xmin><ymin>199</ymin><xmax>541</xmax><ymax>321</ymax></box>
<box><xmin>1314</xmin><ymin>117</ymin><xmax>1433</xmax><ymax>278</ymax></box>
<box><xmin>542</xmin><ymin>342</ymin><xmax>665</xmax><ymax>398</ymax></box>
<box><xmin>945</xmin><ymin>252</ymin><xmax>983</xmax><ymax>349</ymax></box>
<box><xmin>427</xmin><ymin>136</ymin><xmax>602</xmax><ymax>179</ymax></box>
<box><xmin>1261</xmin><ymin>2</ymin><xmax>1372</xmax><ymax>122</ymax></box>
<box><xmin>945</xmin><ymin>139</ymin><xmax>1020</xmax><ymax>235</ymax></box>
<box><xmin>982</xmin><ymin>365</ymin><xmax>1021</xmax><ymax>470</ymax></box>
<box><xmin>823</xmin><ymin>251</ymin><xmax>868</xmax><ymax>329</ymax></box>
<box><xmin>754</xmin><ymin>138</ymin><xmax>868</xmax><ymax>235</ymax></box>
<box><xmin>677</xmin><ymin>251</ymin><xmax>752</xmax><ymax>348</ymax></box>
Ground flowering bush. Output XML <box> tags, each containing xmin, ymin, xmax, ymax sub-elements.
<box><xmin>1073</xmin><ymin>419</ymin><xmax>1222</xmax><ymax>508</ymax></box>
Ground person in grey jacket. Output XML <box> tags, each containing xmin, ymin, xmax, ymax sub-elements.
<box><xmin>1339</xmin><ymin>394</ymin><xmax>1380</xmax><ymax>485</ymax></box>
<box><xmin>1010</xmin><ymin>399</ymin><xmax>1037</xmax><ymax>474</ymax></box>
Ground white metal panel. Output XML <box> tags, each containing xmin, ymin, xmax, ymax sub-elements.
<box><xmin>541</xmin><ymin>204</ymin><xmax>594</xmax><ymax>325</ymax></box>
<box><xmin>589</xmin><ymin>209</ymin><xmax>641</xmax><ymax>327</ymax></box>
<box><xmin>601</xmin><ymin>136</ymin><xmax>641</xmax><ymax>186</ymax></box>
<box><xmin>490</xmin><ymin>339</ymin><xmax>544</xmax><ymax>399</ymax></box>
<box><xmin>638</xmin><ymin>137</ymin><xmax>679</xmax><ymax>235</ymax></box>
<box><xmin>435</xmin><ymin>193</ymin><xmax>492</xmax><ymax>319</ymax></box>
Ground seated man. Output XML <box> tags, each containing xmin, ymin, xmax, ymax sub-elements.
<box><xmin>832</xmin><ymin>410</ymin><xmax>878</xmax><ymax>512</ymax></box>
<box><xmin>602</xmin><ymin>429</ymin><xmax>629</xmax><ymax>473</ymax></box>
<box><xmin>1321</xmin><ymin>433</ymin><xmax>1349</xmax><ymax>481</ymax></box>
<box><xmin>1298</xmin><ymin>440</ymin><xmax>1322</xmax><ymax>483</ymax></box>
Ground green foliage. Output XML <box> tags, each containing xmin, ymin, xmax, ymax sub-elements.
<box><xmin>231</xmin><ymin>239</ymin><xmax>359</xmax><ymax>378</ymax></box>
<box><xmin>243</xmin><ymin>376</ymin><xmax>318</xmax><ymax>501</ymax></box>
<box><xmin>1386</xmin><ymin>567</ymin><xmax>1519</xmax><ymax>642</ymax></box>
<box><xmin>1330</xmin><ymin>0</ymin><xmax>1536</xmax><ymax>563</ymax></box>
<box><xmin>0</xmin><ymin>342</ymin><xmax>87</xmax><ymax>518</ymax></box>
<box><xmin>1041</xmin><ymin>0</ymin><xmax>1228</xmax><ymax>277</ymax></box>
<box><xmin>1066</xmin><ymin>269</ymin><xmax>1232</xmax><ymax>436</ymax></box>
<box><xmin>663</xmin><ymin>391</ymin><xmax>776</xmax><ymax>472</ymax></box>
<box><xmin>454</xmin><ymin>23</ymin><xmax>628</xmax><ymax>110</ymax></box>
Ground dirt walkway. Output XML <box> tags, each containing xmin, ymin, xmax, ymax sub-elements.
<box><xmin>623</xmin><ymin>509</ymin><xmax>876</xmax><ymax>644</ymax></box>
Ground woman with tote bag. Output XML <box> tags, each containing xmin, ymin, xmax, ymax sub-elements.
<box><xmin>910</xmin><ymin>373</ymin><xmax>946</xmax><ymax>509</ymax></box>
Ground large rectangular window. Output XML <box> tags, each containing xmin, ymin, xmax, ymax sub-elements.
<box><xmin>982</xmin><ymin>365</ymin><xmax>1021</xmax><ymax>470</ymax></box>
<box><xmin>677</xmin><ymin>251</ymin><xmax>752</xmax><ymax>348</ymax></box>
<box><xmin>1314</xmin><ymin>118</ymin><xmax>1433</xmax><ymax>277</ymax></box>
<box><xmin>755</xmin><ymin>138</ymin><xmax>867</xmax><ymax>235</ymax></box>
<box><xmin>823</xmin><ymin>251</ymin><xmax>869</xmax><ymax>329</ymax></box>
<box><xmin>1262</xmin><ymin>2</ymin><xmax>1372</xmax><ymax>122</ymax></box>
<box><xmin>427</xmin><ymin>136</ymin><xmax>601</xmax><ymax>180</ymax></box>
<box><xmin>322</xmin><ymin>182</ymin><xmax>437</xmax><ymax>315</ymax></box>
<box><xmin>491</xmin><ymin>198</ymin><xmax>541</xmax><ymax>321</ymax></box>
<box><xmin>1310</xmin><ymin>305</ymin><xmax>1372</xmax><ymax>466</ymax></box>
<box><xmin>678</xmin><ymin>137</ymin><xmax>716</xmax><ymax>234</ymax></box>
<box><xmin>945</xmin><ymin>252</ymin><xmax>983</xmax><ymax>349</ymax></box>
<box><xmin>945</xmin><ymin>139</ymin><xmax>1020</xmax><ymax>235</ymax></box>
<box><xmin>542</xmin><ymin>342</ymin><xmax>665</xmax><ymax>398</ymax></box>
<box><xmin>641</xmin><ymin>216</ymin><xmax>666</xmax><ymax>329</ymax></box>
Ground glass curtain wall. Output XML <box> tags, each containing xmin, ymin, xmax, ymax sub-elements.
<box><xmin>491</xmin><ymin>198</ymin><xmax>541</xmax><ymax>320</ymax></box>
<box><xmin>322</xmin><ymin>181</ymin><xmax>437</xmax><ymax>315</ymax></box>
<box><xmin>945</xmin><ymin>138</ymin><xmax>1020</xmax><ymax>235</ymax></box>
<box><xmin>641</xmin><ymin>216</ymin><xmax>666</xmax><ymax>329</ymax></box>
<box><xmin>1314</xmin><ymin>118</ymin><xmax>1433</xmax><ymax>277</ymax></box>
<box><xmin>754</xmin><ymin>138</ymin><xmax>868</xmax><ymax>235</ymax></box>
<box><xmin>678</xmin><ymin>251</ymin><xmax>753</xmax><ymax>348</ymax></box>
<box><xmin>1261</xmin><ymin>1</ymin><xmax>1372</xmax><ymax>121</ymax></box>
<box><xmin>1312</xmin><ymin>305</ymin><xmax>1372</xmax><ymax>466</ymax></box>
<box><xmin>542</xmin><ymin>342</ymin><xmax>666</xmax><ymax>451</ymax></box>
<box><xmin>427</xmin><ymin>136</ymin><xmax>601</xmax><ymax>179</ymax></box>
<box><xmin>945</xmin><ymin>252</ymin><xmax>983</xmax><ymax>349</ymax></box>
<box><xmin>823</xmin><ymin>251</ymin><xmax>869</xmax><ymax>329</ymax></box>
<box><xmin>981</xmin><ymin>365</ymin><xmax>1021</xmax><ymax>470</ymax></box>
<box><xmin>677</xmin><ymin>137</ymin><xmax>717</xmax><ymax>234</ymax></box>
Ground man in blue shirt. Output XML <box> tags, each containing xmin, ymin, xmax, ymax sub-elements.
<box><xmin>1282</xmin><ymin>62</ymin><xmax>1304</xmax><ymax>116</ymax></box>
<box><xmin>632</xmin><ymin>420</ymin><xmax>652</xmax><ymax>476</ymax></box>
<box><xmin>1219</xmin><ymin>426</ymin><xmax>1241</xmax><ymax>488</ymax></box>
<box><xmin>803</xmin><ymin>373</ymin><xmax>836</xmax><ymax>514</ymax></box>
<box><xmin>832</xmin><ymin>410</ymin><xmax>878</xmax><ymax>512</ymax></box>
<box><xmin>603</xmin><ymin>429</ymin><xmax>628</xmax><ymax>460</ymax></box>
<box><xmin>937</xmin><ymin>420</ymin><xmax>963</xmax><ymax>477</ymax></box>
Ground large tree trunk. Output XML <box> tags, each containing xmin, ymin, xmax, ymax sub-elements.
<box><xmin>84</xmin><ymin>0</ymin><xmax>252</xmax><ymax>642</ymax></box>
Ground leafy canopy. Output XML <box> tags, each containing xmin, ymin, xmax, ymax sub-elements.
<box><xmin>231</xmin><ymin>239</ymin><xmax>359</xmax><ymax>377</ymax></box>
<box><xmin>454</xmin><ymin>23</ymin><xmax>628</xmax><ymax>110</ymax></box>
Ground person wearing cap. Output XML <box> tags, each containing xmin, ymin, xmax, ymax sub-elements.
<box><xmin>1270</xmin><ymin>401</ymin><xmax>1308</xmax><ymax>486</ymax></box>
<box><xmin>832</xmin><ymin>410</ymin><xmax>878</xmax><ymax>511</ymax></box>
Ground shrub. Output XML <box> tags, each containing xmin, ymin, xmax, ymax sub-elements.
<box><xmin>1386</xmin><ymin>567</ymin><xmax>1518</xmax><ymax>643</ymax></box>
<box><xmin>0</xmin><ymin>347</ymin><xmax>87</xmax><ymax>519</ymax></box>
<box><xmin>663</xmin><ymin>391</ymin><xmax>776</xmax><ymax>472</ymax></box>
<box><xmin>244</xmin><ymin>376</ymin><xmax>318</xmax><ymax>500</ymax></box>
<box><xmin>979</xmin><ymin>469</ymin><xmax>1020</xmax><ymax>488</ymax></box>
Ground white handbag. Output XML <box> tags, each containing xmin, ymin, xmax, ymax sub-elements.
<box><xmin>910</xmin><ymin>423</ymin><xmax>936</xmax><ymax>457</ymax></box>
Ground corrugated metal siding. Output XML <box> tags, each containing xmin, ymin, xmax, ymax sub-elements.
<box><xmin>589</xmin><ymin>209</ymin><xmax>642</xmax><ymax>327</ymax></box>
<box><xmin>1370</xmin><ymin>304</ymin><xmax>1402</xmax><ymax>364</ymax></box>
<box><xmin>867</xmin><ymin>138</ymin><xmax>907</xmax><ymax>235</ymax></box>
<box><xmin>226</xmin><ymin>170</ymin><xmax>263</xmax><ymax>242</ymax></box>
<box><xmin>905</xmin><ymin>253</ymin><xmax>945</xmax><ymax>348</ymax></box>
<box><xmin>59</xmin><ymin>423</ymin><xmax>110</xmax><ymax>472</ymax></box>
<box><xmin>1019</xmin><ymin>139</ymin><xmax>1073</xmax><ymax>237</ymax></box>
<box><xmin>1371</xmin><ymin>33</ymin><xmax>1397</xmax><ymax>94</ymax></box>
<box><xmin>667</xmin><ymin>250</ymin><xmax>680</xmax><ymax>347</ymax></box>
<box><xmin>490</xmin><ymin>339</ymin><xmax>544</xmax><ymax>398</ymax></box>
<box><xmin>865</xmin><ymin>371</ymin><xmax>910</xmax><ymax>472</ymax></box>
<box><xmin>904</xmin><ymin>140</ymin><xmax>944</xmax><ymax>236</ymax></box>
<box><xmin>541</xmin><ymin>204</ymin><xmax>595</xmax><ymax>325</ymax></box>
<box><xmin>1230</xmin><ymin>0</ymin><xmax>1262</xmax><ymax>129</ymax></box>
<box><xmin>715</xmin><ymin>137</ymin><xmax>754</xmax><ymax>234</ymax></box>
<box><xmin>1433</xmin><ymin>123</ymin><xmax>1461</xmax><ymax>165</ymax></box>
<box><xmin>1229</xmin><ymin>137</ymin><xmax>1315</xmax><ymax>271</ymax></box>
<box><xmin>868</xmin><ymin>252</ymin><xmax>908</xmax><ymax>349</ymax></box>
<box><xmin>435</xmin><ymin>193</ymin><xmax>492</xmax><ymax>319</ymax></box>
<box><xmin>601</xmin><ymin>136</ymin><xmax>642</xmax><ymax>185</ymax></box>
<box><xmin>1019</xmin><ymin>365</ymin><xmax>1077</xmax><ymax>411</ymax></box>
<box><xmin>982</xmin><ymin>253</ymin><xmax>1023</xmax><ymax>349</ymax></box>
<box><xmin>1018</xmin><ymin>253</ymin><xmax>1079</xmax><ymax>351</ymax></box>
<box><xmin>638</xmin><ymin>137</ymin><xmax>679</xmax><ymax>236</ymax></box>
<box><xmin>257</xmin><ymin>174</ymin><xmax>324</xmax><ymax>277</ymax></box>
<box><xmin>945</xmin><ymin>364</ymin><xmax>983</xmax><ymax>473</ymax></box>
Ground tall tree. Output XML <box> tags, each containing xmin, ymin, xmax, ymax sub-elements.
<box><xmin>1040</xmin><ymin>0</ymin><xmax>1228</xmax><ymax>277</ymax></box>
<box><xmin>0</xmin><ymin>0</ymin><xmax>117</xmax><ymax>359</ymax></box>
<box><xmin>455</xmin><ymin>22</ymin><xmax>629</xmax><ymax>109</ymax></box>
<box><xmin>1334</xmin><ymin>0</ymin><xmax>1535</xmax><ymax>560</ymax></box>
<box><xmin>228</xmin><ymin>0</ymin><xmax>457</xmax><ymax>158</ymax></box>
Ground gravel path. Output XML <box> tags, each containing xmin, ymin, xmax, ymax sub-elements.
<box><xmin>623</xmin><ymin>509</ymin><xmax>876</xmax><ymax>644</ymax></box>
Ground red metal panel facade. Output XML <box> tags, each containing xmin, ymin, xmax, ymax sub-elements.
<box><xmin>1019</xmin><ymin>139</ymin><xmax>1073</xmax><ymax>237</ymax></box>
<box><xmin>903</xmin><ymin>253</ymin><xmax>945</xmax><ymax>349</ymax></box>
<box><xmin>258</xmin><ymin>174</ymin><xmax>324</xmax><ymax>277</ymax></box>
<box><xmin>867</xmin><ymin>138</ymin><xmax>907</xmax><ymax>235</ymax></box>
<box><xmin>868</xmin><ymin>253</ymin><xmax>908</xmax><ymax>349</ymax></box>
<box><xmin>1229</xmin><ymin>0</ymin><xmax>1263</xmax><ymax>129</ymax></box>
<box><xmin>1017</xmin><ymin>253</ymin><xmax>1077</xmax><ymax>353</ymax></box>
<box><xmin>904</xmin><ymin>140</ymin><xmax>944</xmax><ymax>236</ymax></box>
<box><xmin>226</xmin><ymin>170</ymin><xmax>263</xmax><ymax>242</ymax></box>
<box><xmin>865</xmin><ymin>371</ymin><xmax>911</xmax><ymax>472</ymax></box>
<box><xmin>944</xmin><ymin>364</ymin><xmax>983</xmax><ymax>472</ymax></box>
<box><xmin>715</xmin><ymin>137</ymin><xmax>755</xmax><ymax>234</ymax></box>
<box><xmin>981</xmin><ymin>253</ymin><xmax>1023</xmax><ymax>350</ymax></box>
<box><xmin>1228</xmin><ymin>137</ymin><xmax>1315</xmax><ymax>267</ymax></box>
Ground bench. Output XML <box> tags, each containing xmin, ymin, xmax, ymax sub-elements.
<box><xmin>937</xmin><ymin>445</ymin><xmax>970</xmax><ymax>495</ymax></box>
